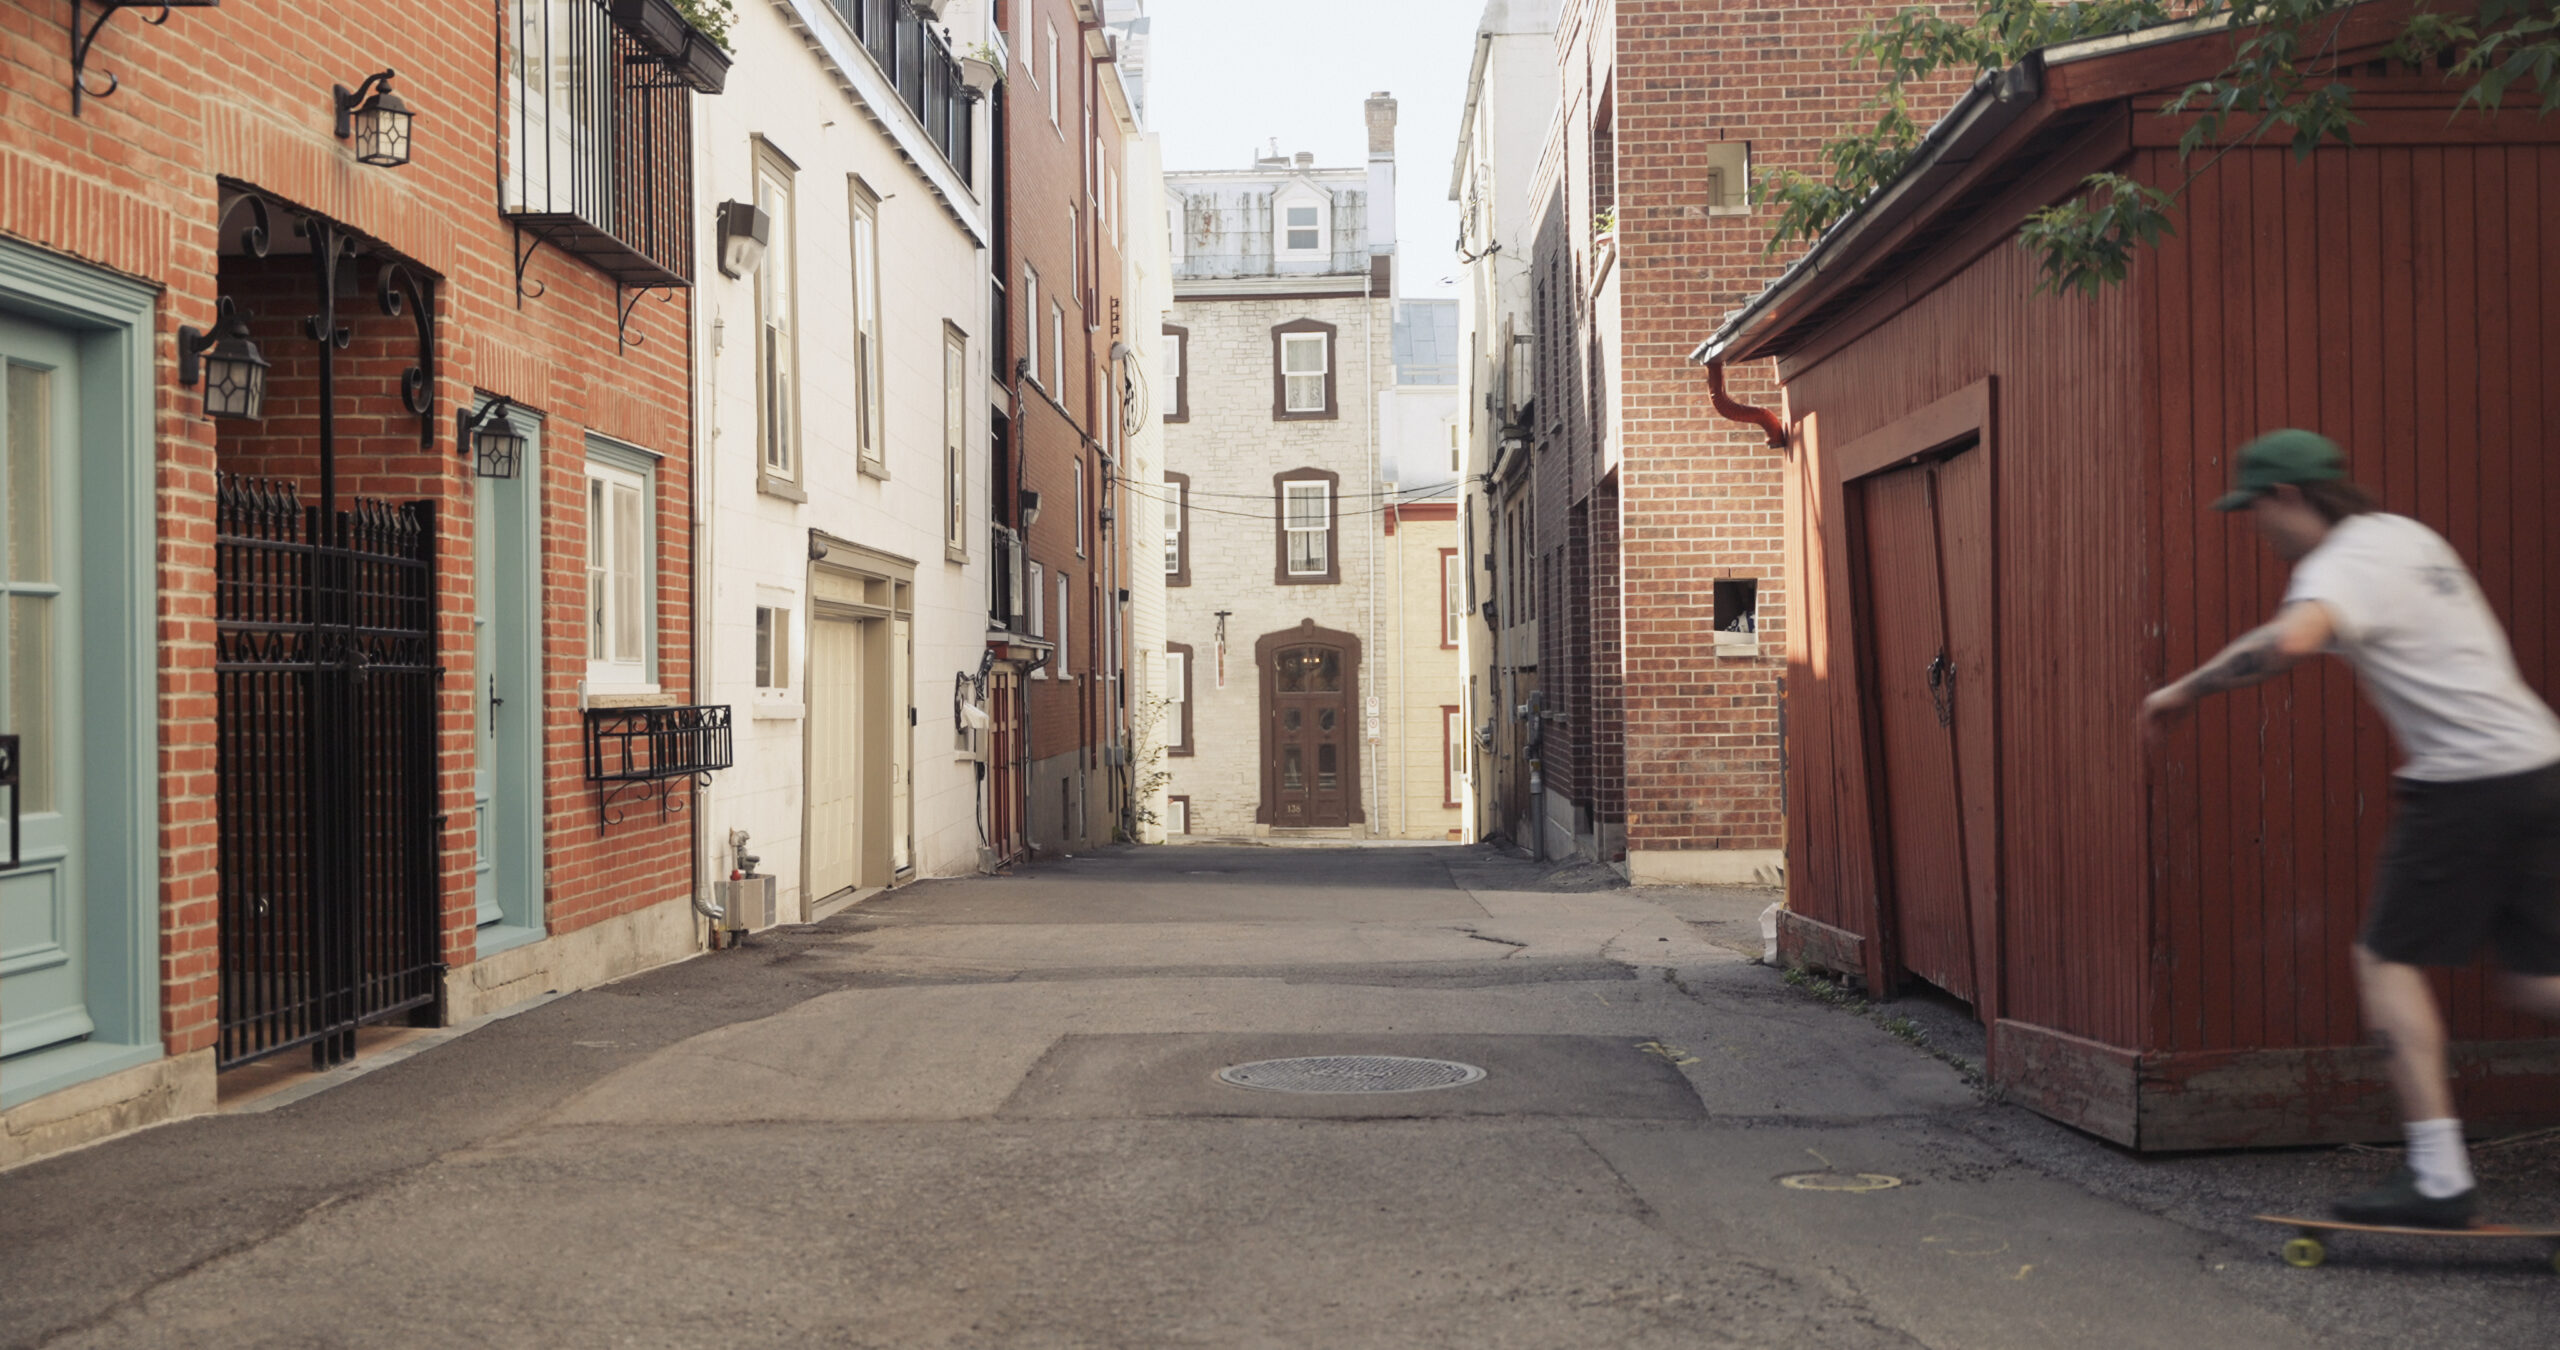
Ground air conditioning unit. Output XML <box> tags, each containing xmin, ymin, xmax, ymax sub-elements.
<box><xmin>715</xmin><ymin>874</ymin><xmax>775</xmax><ymax>933</ymax></box>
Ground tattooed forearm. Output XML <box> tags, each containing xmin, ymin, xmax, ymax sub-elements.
<box><xmin>2179</xmin><ymin>623</ymin><xmax>2295</xmax><ymax>698</ymax></box>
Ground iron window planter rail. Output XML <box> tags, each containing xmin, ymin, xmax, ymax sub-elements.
<box><xmin>584</xmin><ymin>704</ymin><xmax>735</xmax><ymax>825</ymax></box>
<box><xmin>607</xmin><ymin>0</ymin><xmax>734</xmax><ymax>93</ymax></box>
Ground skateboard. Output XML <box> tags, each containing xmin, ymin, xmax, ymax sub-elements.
<box><xmin>2253</xmin><ymin>1214</ymin><xmax>2560</xmax><ymax>1272</ymax></box>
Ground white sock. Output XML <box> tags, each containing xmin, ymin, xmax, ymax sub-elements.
<box><xmin>2404</xmin><ymin>1118</ymin><xmax>2474</xmax><ymax>1199</ymax></box>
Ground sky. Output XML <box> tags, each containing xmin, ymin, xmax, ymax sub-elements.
<box><xmin>1139</xmin><ymin>0</ymin><xmax>1486</xmax><ymax>298</ymax></box>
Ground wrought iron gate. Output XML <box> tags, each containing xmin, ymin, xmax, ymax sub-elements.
<box><xmin>215</xmin><ymin>475</ymin><xmax>443</xmax><ymax>1069</ymax></box>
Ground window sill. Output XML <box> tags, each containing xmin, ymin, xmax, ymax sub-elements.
<box><xmin>474</xmin><ymin>922</ymin><xmax>546</xmax><ymax>960</ymax></box>
<box><xmin>750</xmin><ymin>698</ymin><xmax>806</xmax><ymax>720</ymax></box>
<box><xmin>585</xmin><ymin>685</ymin><xmax>670</xmax><ymax>708</ymax></box>
<box><xmin>757</xmin><ymin>473</ymin><xmax>808</xmax><ymax>503</ymax></box>
<box><xmin>947</xmin><ymin>545</ymin><xmax>970</xmax><ymax>566</ymax></box>
<box><xmin>858</xmin><ymin>460</ymin><xmax>890</xmax><ymax>482</ymax></box>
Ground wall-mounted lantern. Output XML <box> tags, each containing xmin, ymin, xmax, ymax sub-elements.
<box><xmin>714</xmin><ymin>200</ymin><xmax>770</xmax><ymax>279</ymax></box>
<box><xmin>1019</xmin><ymin>489</ymin><xmax>1043</xmax><ymax>529</ymax></box>
<box><xmin>459</xmin><ymin>397</ymin><xmax>526</xmax><ymax>480</ymax></box>
<box><xmin>178</xmin><ymin>298</ymin><xmax>269</xmax><ymax>420</ymax></box>
<box><xmin>334</xmin><ymin>70</ymin><xmax>414</xmax><ymax>168</ymax></box>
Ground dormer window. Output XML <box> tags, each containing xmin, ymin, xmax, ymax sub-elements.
<box><xmin>1273</xmin><ymin>183</ymin><xmax>1330</xmax><ymax>261</ymax></box>
<box><xmin>1284</xmin><ymin>206</ymin><xmax>1320</xmax><ymax>252</ymax></box>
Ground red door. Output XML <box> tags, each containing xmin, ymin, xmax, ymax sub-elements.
<box><xmin>1858</xmin><ymin>445</ymin><xmax>1995</xmax><ymax>1005</ymax></box>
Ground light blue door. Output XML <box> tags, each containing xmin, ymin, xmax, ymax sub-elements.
<box><xmin>0</xmin><ymin>317</ymin><xmax>86</xmax><ymax>1059</ymax></box>
<box><xmin>471</xmin><ymin>404</ymin><xmax>541</xmax><ymax>944</ymax></box>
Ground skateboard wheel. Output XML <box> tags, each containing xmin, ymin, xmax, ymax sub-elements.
<box><xmin>2281</xmin><ymin>1236</ymin><xmax>2326</xmax><ymax>1269</ymax></box>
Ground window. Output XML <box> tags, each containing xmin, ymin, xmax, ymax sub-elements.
<box><xmin>1271</xmin><ymin>319</ymin><xmax>1336</xmax><ymax>420</ymax></box>
<box><xmin>754</xmin><ymin>151</ymin><xmax>798</xmax><ymax>485</ymax></box>
<box><xmin>1163</xmin><ymin>641</ymin><xmax>1194</xmax><ymax>756</ymax></box>
<box><xmin>851</xmin><ymin>178</ymin><xmax>885</xmax><ymax>474</ymax></box>
<box><xmin>1069</xmin><ymin>206</ymin><xmax>1081</xmax><ymax>300</ymax></box>
<box><xmin>584</xmin><ymin>444</ymin><xmax>655</xmax><ymax>689</ymax></box>
<box><xmin>1055</xmin><ymin>571</ymin><xmax>1071</xmax><ymax>676</ymax></box>
<box><xmin>755</xmin><ymin>606</ymin><xmax>790</xmax><ymax>690</ymax></box>
<box><xmin>1166</xmin><ymin>795</ymin><xmax>1189</xmax><ymax>834</ymax></box>
<box><xmin>1284</xmin><ymin>205</ymin><xmax>1320</xmax><ymax>252</ymax></box>
<box><xmin>1282</xmin><ymin>336</ymin><xmax>1325</xmax><ymax>411</ymax></box>
<box><xmin>1442</xmin><ymin>548</ymin><xmax>1463</xmax><ymax>647</ymax></box>
<box><xmin>1073</xmin><ymin>459</ymin><xmax>1087</xmax><ymax>557</ymax></box>
<box><xmin>1274</xmin><ymin>186</ymin><xmax>1329</xmax><ymax>258</ymax></box>
<box><xmin>1023</xmin><ymin>266</ymin><xmax>1041</xmax><ymax>388</ymax></box>
<box><xmin>1702</xmin><ymin>142</ymin><xmax>1752</xmax><ymax>215</ymax></box>
<box><xmin>1161</xmin><ymin>325</ymin><xmax>1188</xmax><ymax>422</ymax></box>
<box><xmin>944</xmin><ymin>325</ymin><xmax>967</xmax><ymax>557</ymax></box>
<box><xmin>1443</xmin><ymin>707</ymin><xmax>1466</xmax><ymax>808</ymax></box>
<box><xmin>1162</xmin><ymin>471</ymin><xmax>1189</xmax><ymax>585</ymax></box>
<box><xmin>1027</xmin><ymin>561</ymin><xmax>1046</xmax><ymax>676</ymax></box>
<box><xmin>1050</xmin><ymin>301</ymin><xmax>1066</xmax><ymax>393</ymax></box>
<box><xmin>1447</xmin><ymin>419</ymin><xmax>1462</xmax><ymax>473</ymax></box>
<box><xmin>1274</xmin><ymin>472</ymin><xmax>1337</xmax><ymax>584</ymax></box>
<box><xmin>1045</xmin><ymin>19</ymin><xmax>1059</xmax><ymax>126</ymax></box>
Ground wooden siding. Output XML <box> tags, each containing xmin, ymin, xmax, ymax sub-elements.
<box><xmin>1786</xmin><ymin>234</ymin><xmax>2148</xmax><ymax>1049</ymax></box>
<box><xmin>2139</xmin><ymin>139</ymin><xmax>2560</xmax><ymax>1056</ymax></box>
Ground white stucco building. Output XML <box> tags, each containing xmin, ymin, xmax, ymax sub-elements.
<box><xmin>693</xmin><ymin>0</ymin><xmax>995</xmax><ymax>921</ymax></box>
<box><xmin>1450</xmin><ymin>0</ymin><xmax>1558</xmax><ymax>848</ymax></box>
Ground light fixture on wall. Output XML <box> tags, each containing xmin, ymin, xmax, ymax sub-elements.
<box><xmin>1019</xmin><ymin>489</ymin><xmax>1042</xmax><ymax>528</ymax></box>
<box><xmin>334</xmin><ymin>70</ymin><xmax>414</xmax><ymax>168</ymax></box>
<box><xmin>459</xmin><ymin>397</ymin><xmax>526</xmax><ymax>480</ymax></box>
<box><xmin>714</xmin><ymin>200</ymin><xmax>771</xmax><ymax>279</ymax></box>
<box><xmin>178</xmin><ymin>298</ymin><xmax>270</xmax><ymax>420</ymax></box>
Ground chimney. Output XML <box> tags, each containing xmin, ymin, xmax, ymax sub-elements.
<box><xmin>1293</xmin><ymin>151</ymin><xmax>1314</xmax><ymax>170</ymax></box>
<box><xmin>1365</xmin><ymin>91</ymin><xmax>1397</xmax><ymax>156</ymax></box>
<box><xmin>1364</xmin><ymin>92</ymin><xmax>1398</xmax><ymax>291</ymax></box>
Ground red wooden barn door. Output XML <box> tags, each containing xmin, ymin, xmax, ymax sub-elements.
<box><xmin>1858</xmin><ymin>444</ymin><xmax>1996</xmax><ymax>1008</ymax></box>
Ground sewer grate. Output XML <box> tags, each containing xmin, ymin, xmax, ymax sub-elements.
<box><xmin>1215</xmin><ymin>1055</ymin><xmax>1488</xmax><ymax>1094</ymax></box>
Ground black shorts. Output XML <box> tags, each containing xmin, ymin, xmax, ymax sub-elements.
<box><xmin>2365</xmin><ymin>759</ymin><xmax>2560</xmax><ymax>974</ymax></box>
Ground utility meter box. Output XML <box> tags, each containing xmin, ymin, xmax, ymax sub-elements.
<box><xmin>715</xmin><ymin>874</ymin><xmax>775</xmax><ymax>932</ymax></box>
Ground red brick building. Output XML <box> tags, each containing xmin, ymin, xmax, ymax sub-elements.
<box><xmin>1</xmin><ymin>0</ymin><xmax>723</xmax><ymax>1165</ymax></box>
<box><xmin>984</xmin><ymin>0</ymin><xmax>1138</xmax><ymax>860</ymax></box>
<box><xmin>1480</xmin><ymin>0</ymin><xmax>1961</xmax><ymax>882</ymax></box>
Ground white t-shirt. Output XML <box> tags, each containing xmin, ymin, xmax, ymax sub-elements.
<box><xmin>2283</xmin><ymin>513</ymin><xmax>2560</xmax><ymax>781</ymax></box>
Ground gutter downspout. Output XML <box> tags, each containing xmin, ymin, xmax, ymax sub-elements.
<box><xmin>1704</xmin><ymin>359</ymin><xmax>1789</xmax><ymax>449</ymax></box>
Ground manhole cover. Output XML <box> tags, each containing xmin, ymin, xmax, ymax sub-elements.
<box><xmin>1216</xmin><ymin>1055</ymin><xmax>1488</xmax><ymax>1094</ymax></box>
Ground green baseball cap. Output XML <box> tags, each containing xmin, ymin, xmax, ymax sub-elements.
<box><xmin>2212</xmin><ymin>428</ymin><xmax>2346</xmax><ymax>511</ymax></box>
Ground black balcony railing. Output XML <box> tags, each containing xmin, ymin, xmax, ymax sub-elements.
<box><xmin>824</xmin><ymin>0</ymin><xmax>975</xmax><ymax>185</ymax></box>
<box><xmin>506</xmin><ymin>0</ymin><xmax>700</xmax><ymax>292</ymax></box>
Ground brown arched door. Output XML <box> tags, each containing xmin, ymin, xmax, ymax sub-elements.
<box><xmin>1264</xmin><ymin>639</ymin><xmax>1354</xmax><ymax>827</ymax></box>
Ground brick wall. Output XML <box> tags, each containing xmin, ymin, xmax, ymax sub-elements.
<box><xmin>1517</xmin><ymin>0</ymin><xmax>1970</xmax><ymax>861</ymax></box>
<box><xmin>1000</xmin><ymin>0</ymin><xmax>1129</xmax><ymax>849</ymax></box>
<box><xmin>0</xmin><ymin>0</ymin><xmax>696</xmax><ymax>1059</ymax></box>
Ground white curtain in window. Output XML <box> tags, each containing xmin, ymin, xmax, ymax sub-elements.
<box><xmin>1283</xmin><ymin>481</ymin><xmax>1328</xmax><ymax>575</ymax></box>
<box><xmin>1282</xmin><ymin>334</ymin><xmax>1326</xmax><ymax>412</ymax></box>
<box><xmin>1162</xmin><ymin>481</ymin><xmax>1182</xmax><ymax>573</ymax></box>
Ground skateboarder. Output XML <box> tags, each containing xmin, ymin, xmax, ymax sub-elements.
<box><xmin>2137</xmin><ymin>429</ymin><xmax>2560</xmax><ymax>1228</ymax></box>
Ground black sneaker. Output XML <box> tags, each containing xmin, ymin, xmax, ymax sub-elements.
<box><xmin>2331</xmin><ymin>1167</ymin><xmax>2478</xmax><ymax>1229</ymax></box>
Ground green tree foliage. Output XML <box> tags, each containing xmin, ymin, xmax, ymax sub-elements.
<box><xmin>1762</xmin><ymin>1</ymin><xmax>2560</xmax><ymax>296</ymax></box>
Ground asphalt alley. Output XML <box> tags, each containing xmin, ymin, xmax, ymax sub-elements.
<box><xmin>3</xmin><ymin>844</ymin><xmax>2552</xmax><ymax>1348</ymax></box>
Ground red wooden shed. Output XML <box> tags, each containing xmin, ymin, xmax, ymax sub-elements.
<box><xmin>1694</xmin><ymin>7</ymin><xmax>2560</xmax><ymax>1149</ymax></box>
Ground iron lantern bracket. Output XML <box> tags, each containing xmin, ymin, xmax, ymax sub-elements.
<box><xmin>69</xmin><ymin>1</ymin><xmax>218</xmax><ymax>116</ymax></box>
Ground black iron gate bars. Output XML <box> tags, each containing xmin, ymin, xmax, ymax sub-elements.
<box><xmin>214</xmin><ymin>476</ymin><xmax>444</xmax><ymax>1070</ymax></box>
